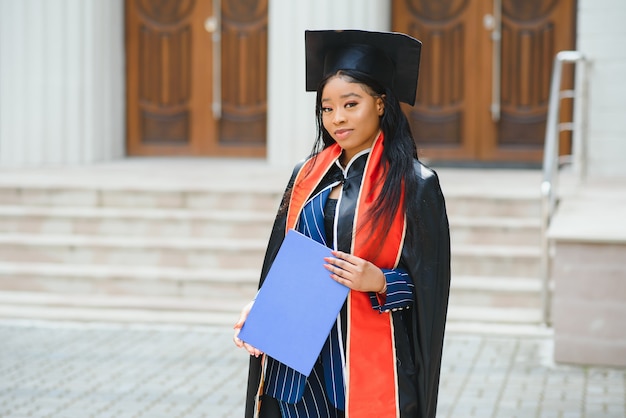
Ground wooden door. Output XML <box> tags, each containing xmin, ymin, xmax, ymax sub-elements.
<box><xmin>126</xmin><ymin>0</ymin><xmax>267</xmax><ymax>157</ymax></box>
<box><xmin>393</xmin><ymin>0</ymin><xmax>576</xmax><ymax>164</ymax></box>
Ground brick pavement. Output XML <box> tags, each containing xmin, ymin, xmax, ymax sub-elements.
<box><xmin>0</xmin><ymin>320</ymin><xmax>624</xmax><ymax>418</ymax></box>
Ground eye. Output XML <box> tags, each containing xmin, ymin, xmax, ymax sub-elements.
<box><xmin>345</xmin><ymin>101</ymin><xmax>358</xmax><ymax>108</ymax></box>
<box><xmin>321</xmin><ymin>106</ymin><xmax>333</xmax><ymax>113</ymax></box>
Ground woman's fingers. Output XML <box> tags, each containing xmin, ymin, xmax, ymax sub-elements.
<box><xmin>232</xmin><ymin>301</ymin><xmax>264</xmax><ymax>357</ymax></box>
<box><xmin>330</xmin><ymin>250</ymin><xmax>357</xmax><ymax>265</ymax></box>
<box><xmin>234</xmin><ymin>329</ymin><xmax>262</xmax><ymax>356</ymax></box>
<box><xmin>234</xmin><ymin>310</ymin><xmax>247</xmax><ymax>329</ymax></box>
<box><xmin>325</xmin><ymin>252</ymin><xmax>384</xmax><ymax>292</ymax></box>
<box><xmin>234</xmin><ymin>300</ymin><xmax>254</xmax><ymax>327</ymax></box>
<box><xmin>243</xmin><ymin>342</ymin><xmax>263</xmax><ymax>357</ymax></box>
<box><xmin>233</xmin><ymin>330</ymin><xmax>245</xmax><ymax>348</ymax></box>
<box><xmin>324</xmin><ymin>261</ymin><xmax>346</xmax><ymax>274</ymax></box>
<box><xmin>325</xmin><ymin>252</ymin><xmax>359</xmax><ymax>275</ymax></box>
<box><xmin>325</xmin><ymin>252</ymin><xmax>366</xmax><ymax>278</ymax></box>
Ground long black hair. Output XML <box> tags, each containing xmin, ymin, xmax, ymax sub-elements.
<box><xmin>311</xmin><ymin>69</ymin><xmax>421</xmax><ymax>248</ymax></box>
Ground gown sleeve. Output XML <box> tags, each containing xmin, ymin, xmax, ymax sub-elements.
<box><xmin>404</xmin><ymin>163</ymin><xmax>451</xmax><ymax>418</ymax></box>
<box><xmin>368</xmin><ymin>268</ymin><xmax>414</xmax><ymax>312</ymax></box>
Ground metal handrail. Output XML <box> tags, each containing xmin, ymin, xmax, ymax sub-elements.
<box><xmin>540</xmin><ymin>51</ymin><xmax>589</xmax><ymax>326</ymax></box>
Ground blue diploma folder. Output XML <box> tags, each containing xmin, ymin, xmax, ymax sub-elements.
<box><xmin>238</xmin><ymin>229</ymin><xmax>349</xmax><ymax>376</ymax></box>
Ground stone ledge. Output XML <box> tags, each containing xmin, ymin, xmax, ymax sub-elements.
<box><xmin>548</xmin><ymin>179</ymin><xmax>626</xmax><ymax>244</ymax></box>
<box><xmin>550</xmin><ymin>182</ymin><xmax>626</xmax><ymax>368</ymax></box>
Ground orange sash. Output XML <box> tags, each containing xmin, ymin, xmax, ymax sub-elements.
<box><xmin>286</xmin><ymin>133</ymin><xmax>406</xmax><ymax>417</ymax></box>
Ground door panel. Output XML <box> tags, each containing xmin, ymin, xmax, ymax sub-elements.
<box><xmin>219</xmin><ymin>0</ymin><xmax>268</xmax><ymax>155</ymax></box>
<box><xmin>483</xmin><ymin>0</ymin><xmax>576</xmax><ymax>161</ymax></box>
<box><xmin>126</xmin><ymin>0</ymin><xmax>267</xmax><ymax>157</ymax></box>
<box><xmin>392</xmin><ymin>0</ymin><xmax>576</xmax><ymax>164</ymax></box>
<box><xmin>394</xmin><ymin>0</ymin><xmax>478</xmax><ymax>161</ymax></box>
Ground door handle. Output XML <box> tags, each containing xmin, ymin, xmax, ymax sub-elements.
<box><xmin>485</xmin><ymin>0</ymin><xmax>502</xmax><ymax>122</ymax></box>
<box><xmin>205</xmin><ymin>0</ymin><xmax>221</xmax><ymax>120</ymax></box>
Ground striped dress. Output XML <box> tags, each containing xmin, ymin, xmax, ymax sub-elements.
<box><xmin>262</xmin><ymin>154</ymin><xmax>415</xmax><ymax>417</ymax></box>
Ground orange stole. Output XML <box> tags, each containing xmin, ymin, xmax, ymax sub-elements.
<box><xmin>286</xmin><ymin>134</ymin><xmax>406</xmax><ymax>417</ymax></box>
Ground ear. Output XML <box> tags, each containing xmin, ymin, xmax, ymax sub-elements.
<box><xmin>377</xmin><ymin>95</ymin><xmax>385</xmax><ymax>116</ymax></box>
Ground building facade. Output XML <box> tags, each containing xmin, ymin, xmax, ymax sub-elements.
<box><xmin>3</xmin><ymin>0</ymin><xmax>622</xmax><ymax>175</ymax></box>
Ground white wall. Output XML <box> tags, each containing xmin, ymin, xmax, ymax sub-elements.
<box><xmin>266</xmin><ymin>0</ymin><xmax>391</xmax><ymax>167</ymax></box>
<box><xmin>0</xmin><ymin>0</ymin><xmax>125</xmax><ymax>166</ymax></box>
<box><xmin>577</xmin><ymin>0</ymin><xmax>626</xmax><ymax>177</ymax></box>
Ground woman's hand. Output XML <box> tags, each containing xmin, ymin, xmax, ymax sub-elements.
<box><xmin>233</xmin><ymin>300</ymin><xmax>263</xmax><ymax>357</ymax></box>
<box><xmin>324</xmin><ymin>251</ymin><xmax>386</xmax><ymax>293</ymax></box>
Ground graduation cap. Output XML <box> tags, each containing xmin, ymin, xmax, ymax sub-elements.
<box><xmin>305</xmin><ymin>30</ymin><xmax>422</xmax><ymax>105</ymax></box>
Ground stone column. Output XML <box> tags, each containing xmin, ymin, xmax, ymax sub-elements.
<box><xmin>0</xmin><ymin>0</ymin><xmax>125</xmax><ymax>166</ymax></box>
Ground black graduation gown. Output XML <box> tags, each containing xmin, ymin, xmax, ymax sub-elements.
<box><xmin>243</xmin><ymin>158</ymin><xmax>451</xmax><ymax>418</ymax></box>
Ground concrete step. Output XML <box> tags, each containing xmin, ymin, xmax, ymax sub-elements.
<box><xmin>0</xmin><ymin>185</ymin><xmax>541</xmax><ymax>216</ymax></box>
<box><xmin>0</xmin><ymin>261</ymin><xmax>543</xmax><ymax>313</ymax></box>
<box><xmin>446</xmin><ymin>305</ymin><xmax>542</xmax><ymax>325</ymax></box>
<box><xmin>445</xmin><ymin>321</ymin><xmax>552</xmax><ymax>337</ymax></box>
<box><xmin>0</xmin><ymin>262</ymin><xmax>259</xmax><ymax>284</ymax></box>
<box><xmin>0</xmin><ymin>263</ymin><xmax>543</xmax><ymax>318</ymax></box>
<box><xmin>0</xmin><ymin>304</ymin><xmax>551</xmax><ymax>334</ymax></box>
<box><xmin>451</xmin><ymin>244</ymin><xmax>541</xmax><ymax>277</ymax></box>
<box><xmin>451</xmin><ymin>275</ymin><xmax>541</xmax><ymax>293</ymax></box>
<box><xmin>0</xmin><ymin>234</ymin><xmax>267</xmax><ymax>269</ymax></box>
<box><xmin>0</xmin><ymin>290</ymin><xmax>544</xmax><ymax>328</ymax></box>
<box><xmin>0</xmin><ymin>207</ymin><xmax>541</xmax><ymax>246</ymax></box>
<box><xmin>0</xmin><ymin>185</ymin><xmax>283</xmax><ymax>211</ymax></box>
<box><xmin>445</xmin><ymin>194</ymin><xmax>541</xmax><ymax>218</ymax></box>
<box><xmin>450</xmin><ymin>216</ymin><xmax>541</xmax><ymax>246</ymax></box>
<box><xmin>449</xmin><ymin>276</ymin><xmax>541</xmax><ymax>309</ymax></box>
<box><xmin>0</xmin><ymin>234</ymin><xmax>541</xmax><ymax>277</ymax></box>
<box><xmin>436</xmin><ymin>168</ymin><xmax>543</xmax><ymax>218</ymax></box>
<box><xmin>0</xmin><ymin>206</ymin><xmax>274</xmax><ymax>239</ymax></box>
<box><xmin>0</xmin><ymin>262</ymin><xmax>259</xmax><ymax>298</ymax></box>
<box><xmin>0</xmin><ymin>291</ymin><xmax>239</xmax><ymax>325</ymax></box>
<box><xmin>0</xmin><ymin>304</ymin><xmax>234</xmax><ymax>325</ymax></box>
<box><xmin>0</xmin><ymin>290</ymin><xmax>248</xmax><ymax>313</ymax></box>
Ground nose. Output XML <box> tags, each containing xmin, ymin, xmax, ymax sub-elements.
<box><xmin>333</xmin><ymin>108</ymin><xmax>346</xmax><ymax>124</ymax></box>
<box><xmin>333</xmin><ymin>107</ymin><xmax>346</xmax><ymax>125</ymax></box>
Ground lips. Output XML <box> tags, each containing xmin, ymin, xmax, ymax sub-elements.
<box><xmin>334</xmin><ymin>128</ymin><xmax>352</xmax><ymax>141</ymax></box>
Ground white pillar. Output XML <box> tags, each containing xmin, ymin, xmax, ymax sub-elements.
<box><xmin>577</xmin><ymin>0</ymin><xmax>626</xmax><ymax>177</ymax></box>
<box><xmin>0</xmin><ymin>0</ymin><xmax>125</xmax><ymax>166</ymax></box>
<box><xmin>266</xmin><ymin>0</ymin><xmax>391</xmax><ymax>167</ymax></box>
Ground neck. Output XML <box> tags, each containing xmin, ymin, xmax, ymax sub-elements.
<box><xmin>340</xmin><ymin>130</ymin><xmax>382</xmax><ymax>166</ymax></box>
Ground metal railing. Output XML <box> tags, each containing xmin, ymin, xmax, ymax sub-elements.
<box><xmin>540</xmin><ymin>51</ymin><xmax>589</xmax><ymax>326</ymax></box>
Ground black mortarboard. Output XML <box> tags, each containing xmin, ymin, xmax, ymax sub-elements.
<box><xmin>305</xmin><ymin>30</ymin><xmax>422</xmax><ymax>105</ymax></box>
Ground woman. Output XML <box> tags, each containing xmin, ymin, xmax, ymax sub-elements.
<box><xmin>234</xmin><ymin>30</ymin><xmax>450</xmax><ymax>418</ymax></box>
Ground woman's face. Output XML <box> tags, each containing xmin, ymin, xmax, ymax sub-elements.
<box><xmin>321</xmin><ymin>75</ymin><xmax>384</xmax><ymax>163</ymax></box>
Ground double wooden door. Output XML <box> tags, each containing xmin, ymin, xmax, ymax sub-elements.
<box><xmin>393</xmin><ymin>0</ymin><xmax>577</xmax><ymax>164</ymax></box>
<box><xmin>126</xmin><ymin>0</ymin><xmax>267</xmax><ymax>157</ymax></box>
